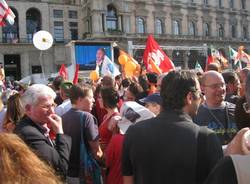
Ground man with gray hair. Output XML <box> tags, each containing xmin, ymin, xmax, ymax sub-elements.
<box><xmin>14</xmin><ymin>84</ymin><xmax>72</xmax><ymax>177</ymax></box>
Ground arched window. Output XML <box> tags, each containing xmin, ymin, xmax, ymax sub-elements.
<box><xmin>106</xmin><ymin>4</ymin><xmax>118</xmax><ymax>31</ymax></box>
<box><xmin>26</xmin><ymin>8</ymin><xmax>41</xmax><ymax>43</ymax></box>
<box><xmin>156</xmin><ymin>19</ymin><xmax>163</xmax><ymax>34</ymax></box>
<box><xmin>219</xmin><ymin>0</ymin><xmax>223</xmax><ymax>8</ymax></box>
<box><xmin>218</xmin><ymin>24</ymin><xmax>224</xmax><ymax>38</ymax></box>
<box><xmin>2</xmin><ymin>7</ymin><xmax>19</xmax><ymax>43</ymax></box>
<box><xmin>173</xmin><ymin>20</ymin><xmax>180</xmax><ymax>35</ymax></box>
<box><xmin>241</xmin><ymin>0</ymin><xmax>246</xmax><ymax>9</ymax></box>
<box><xmin>231</xmin><ymin>25</ymin><xmax>236</xmax><ymax>38</ymax></box>
<box><xmin>204</xmin><ymin>23</ymin><xmax>210</xmax><ymax>36</ymax></box>
<box><xmin>243</xmin><ymin>26</ymin><xmax>248</xmax><ymax>39</ymax></box>
<box><xmin>189</xmin><ymin>21</ymin><xmax>196</xmax><ymax>36</ymax></box>
<box><xmin>230</xmin><ymin>0</ymin><xmax>234</xmax><ymax>9</ymax></box>
<box><xmin>137</xmin><ymin>17</ymin><xmax>145</xmax><ymax>33</ymax></box>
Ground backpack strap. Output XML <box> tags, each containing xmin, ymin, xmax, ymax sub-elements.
<box><xmin>79</xmin><ymin>112</ymin><xmax>87</xmax><ymax>184</ymax></box>
<box><xmin>196</xmin><ymin>126</ymin><xmax>208</xmax><ymax>183</ymax></box>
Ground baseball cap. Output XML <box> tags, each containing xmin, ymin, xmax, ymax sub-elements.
<box><xmin>118</xmin><ymin>101</ymin><xmax>155</xmax><ymax>135</ymax></box>
<box><xmin>60</xmin><ymin>81</ymin><xmax>73</xmax><ymax>97</ymax></box>
<box><xmin>139</xmin><ymin>93</ymin><xmax>162</xmax><ymax>105</ymax></box>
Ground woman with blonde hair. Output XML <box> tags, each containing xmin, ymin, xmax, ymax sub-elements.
<box><xmin>2</xmin><ymin>93</ymin><xmax>24</xmax><ymax>132</ymax></box>
<box><xmin>0</xmin><ymin>133</ymin><xmax>62</xmax><ymax>184</ymax></box>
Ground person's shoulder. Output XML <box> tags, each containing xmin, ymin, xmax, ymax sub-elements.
<box><xmin>14</xmin><ymin>118</ymin><xmax>43</xmax><ymax>138</ymax></box>
<box><xmin>197</xmin><ymin>103</ymin><xmax>208</xmax><ymax>112</ymax></box>
<box><xmin>57</xmin><ymin>100</ymin><xmax>71</xmax><ymax>109</ymax></box>
<box><xmin>128</xmin><ymin>117</ymin><xmax>156</xmax><ymax>133</ymax></box>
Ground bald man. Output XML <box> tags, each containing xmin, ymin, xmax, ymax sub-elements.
<box><xmin>193</xmin><ymin>71</ymin><xmax>237</xmax><ymax>145</ymax></box>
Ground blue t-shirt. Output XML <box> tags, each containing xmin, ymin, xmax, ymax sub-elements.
<box><xmin>193</xmin><ymin>102</ymin><xmax>237</xmax><ymax>145</ymax></box>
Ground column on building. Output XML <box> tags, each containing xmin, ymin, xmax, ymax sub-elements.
<box><xmin>21</xmin><ymin>52</ymin><xmax>30</xmax><ymax>78</ymax></box>
<box><xmin>18</xmin><ymin>7</ymin><xmax>27</xmax><ymax>41</ymax></box>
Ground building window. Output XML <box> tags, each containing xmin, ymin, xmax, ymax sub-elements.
<box><xmin>2</xmin><ymin>7</ymin><xmax>19</xmax><ymax>43</ymax></box>
<box><xmin>204</xmin><ymin>23</ymin><xmax>210</xmax><ymax>36</ymax></box>
<box><xmin>69</xmin><ymin>10</ymin><xmax>77</xmax><ymax>19</ymax></box>
<box><xmin>54</xmin><ymin>21</ymin><xmax>64</xmax><ymax>42</ymax></box>
<box><xmin>219</xmin><ymin>0</ymin><xmax>223</xmax><ymax>8</ymax></box>
<box><xmin>204</xmin><ymin>0</ymin><xmax>208</xmax><ymax>6</ymax></box>
<box><xmin>137</xmin><ymin>17</ymin><xmax>145</xmax><ymax>33</ymax></box>
<box><xmin>230</xmin><ymin>0</ymin><xmax>234</xmax><ymax>9</ymax></box>
<box><xmin>106</xmin><ymin>4</ymin><xmax>118</xmax><ymax>31</ymax></box>
<box><xmin>231</xmin><ymin>25</ymin><xmax>236</xmax><ymax>38</ymax></box>
<box><xmin>26</xmin><ymin>8</ymin><xmax>41</xmax><ymax>43</ymax></box>
<box><xmin>243</xmin><ymin>26</ymin><xmax>248</xmax><ymax>39</ymax></box>
<box><xmin>241</xmin><ymin>0</ymin><xmax>246</xmax><ymax>9</ymax></box>
<box><xmin>155</xmin><ymin>19</ymin><xmax>163</xmax><ymax>34</ymax></box>
<box><xmin>173</xmin><ymin>20</ymin><xmax>180</xmax><ymax>35</ymax></box>
<box><xmin>69</xmin><ymin>22</ymin><xmax>78</xmax><ymax>40</ymax></box>
<box><xmin>53</xmin><ymin>10</ymin><xmax>63</xmax><ymax>18</ymax></box>
<box><xmin>189</xmin><ymin>21</ymin><xmax>196</xmax><ymax>36</ymax></box>
<box><xmin>218</xmin><ymin>24</ymin><xmax>224</xmax><ymax>38</ymax></box>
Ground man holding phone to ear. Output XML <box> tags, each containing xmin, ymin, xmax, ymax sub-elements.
<box><xmin>14</xmin><ymin>84</ymin><xmax>72</xmax><ymax>178</ymax></box>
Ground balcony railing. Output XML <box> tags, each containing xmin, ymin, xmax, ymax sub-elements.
<box><xmin>0</xmin><ymin>38</ymin><xmax>72</xmax><ymax>44</ymax></box>
<box><xmin>1</xmin><ymin>34</ymin><xmax>250</xmax><ymax>44</ymax></box>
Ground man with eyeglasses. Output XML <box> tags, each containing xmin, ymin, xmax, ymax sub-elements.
<box><xmin>122</xmin><ymin>71</ymin><xmax>222</xmax><ymax>184</ymax></box>
<box><xmin>14</xmin><ymin>84</ymin><xmax>72</xmax><ymax>178</ymax></box>
<box><xmin>193</xmin><ymin>71</ymin><xmax>237</xmax><ymax>145</ymax></box>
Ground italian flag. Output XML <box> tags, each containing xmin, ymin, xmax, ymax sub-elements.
<box><xmin>195</xmin><ymin>61</ymin><xmax>203</xmax><ymax>73</ymax></box>
<box><xmin>229</xmin><ymin>46</ymin><xmax>239</xmax><ymax>65</ymax></box>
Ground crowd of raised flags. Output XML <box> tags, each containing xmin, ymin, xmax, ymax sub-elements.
<box><xmin>1</xmin><ymin>0</ymin><xmax>250</xmax><ymax>83</ymax></box>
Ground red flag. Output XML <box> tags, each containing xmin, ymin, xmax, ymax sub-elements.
<box><xmin>0</xmin><ymin>0</ymin><xmax>15</xmax><ymax>26</ymax></box>
<box><xmin>59</xmin><ymin>64</ymin><xmax>68</xmax><ymax>80</ymax></box>
<box><xmin>143</xmin><ymin>34</ymin><xmax>175</xmax><ymax>73</ymax></box>
<box><xmin>73</xmin><ymin>64</ymin><xmax>79</xmax><ymax>84</ymax></box>
<box><xmin>205</xmin><ymin>55</ymin><xmax>214</xmax><ymax>71</ymax></box>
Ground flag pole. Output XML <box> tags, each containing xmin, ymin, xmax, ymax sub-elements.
<box><xmin>39</xmin><ymin>51</ymin><xmax>45</xmax><ymax>80</ymax></box>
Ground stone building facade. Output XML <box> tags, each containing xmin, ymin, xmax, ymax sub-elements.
<box><xmin>82</xmin><ymin>0</ymin><xmax>250</xmax><ymax>69</ymax></box>
<box><xmin>0</xmin><ymin>0</ymin><xmax>82</xmax><ymax>80</ymax></box>
<box><xmin>0</xmin><ymin>0</ymin><xmax>249</xmax><ymax>80</ymax></box>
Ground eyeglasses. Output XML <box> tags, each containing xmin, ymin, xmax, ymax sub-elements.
<box><xmin>243</xmin><ymin>102</ymin><xmax>250</xmax><ymax>114</ymax></box>
<box><xmin>191</xmin><ymin>90</ymin><xmax>204</xmax><ymax>100</ymax></box>
<box><xmin>38</xmin><ymin>103</ymin><xmax>57</xmax><ymax>110</ymax></box>
<box><xmin>204</xmin><ymin>83</ymin><xmax>225</xmax><ymax>89</ymax></box>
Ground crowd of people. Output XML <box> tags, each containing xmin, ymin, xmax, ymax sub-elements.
<box><xmin>0</xmin><ymin>63</ymin><xmax>250</xmax><ymax>184</ymax></box>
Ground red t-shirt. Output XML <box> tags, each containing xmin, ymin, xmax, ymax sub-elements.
<box><xmin>105</xmin><ymin>134</ymin><xmax>124</xmax><ymax>184</ymax></box>
<box><xmin>99</xmin><ymin>112</ymin><xmax>120</xmax><ymax>148</ymax></box>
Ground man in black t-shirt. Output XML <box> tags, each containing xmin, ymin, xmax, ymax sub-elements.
<box><xmin>122</xmin><ymin>71</ymin><xmax>223</xmax><ymax>184</ymax></box>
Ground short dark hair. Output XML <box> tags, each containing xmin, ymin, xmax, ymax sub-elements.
<box><xmin>100</xmin><ymin>87</ymin><xmax>119</xmax><ymax>109</ymax></box>
<box><xmin>128</xmin><ymin>82</ymin><xmax>143</xmax><ymax>100</ymax></box>
<box><xmin>121</xmin><ymin>78</ymin><xmax>132</xmax><ymax>88</ymax></box>
<box><xmin>146</xmin><ymin>72</ymin><xmax>158</xmax><ymax>84</ymax></box>
<box><xmin>161</xmin><ymin>70</ymin><xmax>198</xmax><ymax>110</ymax></box>
<box><xmin>222</xmin><ymin>71</ymin><xmax>238</xmax><ymax>84</ymax></box>
<box><xmin>138</xmin><ymin>75</ymin><xmax>149</xmax><ymax>92</ymax></box>
<box><xmin>102</xmin><ymin>75</ymin><xmax>115</xmax><ymax>87</ymax></box>
<box><xmin>69</xmin><ymin>84</ymin><xmax>92</xmax><ymax>104</ymax></box>
<box><xmin>52</xmin><ymin>76</ymin><xmax>64</xmax><ymax>91</ymax></box>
